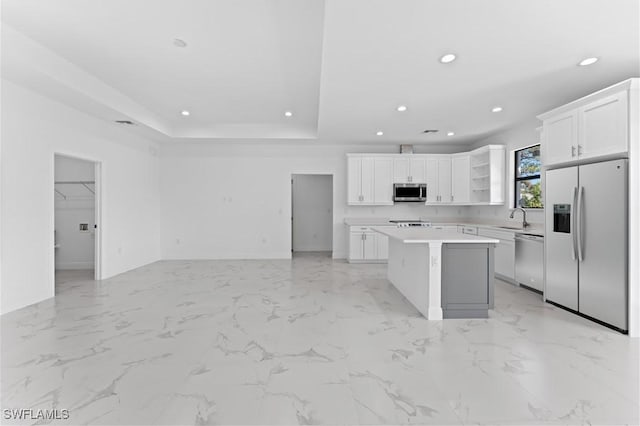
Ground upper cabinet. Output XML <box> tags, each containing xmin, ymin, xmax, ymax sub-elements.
<box><xmin>393</xmin><ymin>157</ymin><xmax>426</xmax><ymax>183</ymax></box>
<box><xmin>469</xmin><ymin>145</ymin><xmax>505</xmax><ymax>205</ymax></box>
<box><xmin>580</xmin><ymin>92</ymin><xmax>628</xmax><ymax>160</ymax></box>
<box><xmin>451</xmin><ymin>154</ymin><xmax>471</xmax><ymax>204</ymax></box>
<box><xmin>426</xmin><ymin>156</ymin><xmax>452</xmax><ymax>204</ymax></box>
<box><xmin>539</xmin><ymin>79</ymin><xmax>635</xmax><ymax>168</ymax></box>
<box><xmin>542</xmin><ymin>110</ymin><xmax>579</xmax><ymax>165</ymax></box>
<box><xmin>347</xmin><ymin>146</ymin><xmax>506</xmax><ymax>206</ymax></box>
<box><xmin>347</xmin><ymin>155</ymin><xmax>393</xmax><ymax>206</ymax></box>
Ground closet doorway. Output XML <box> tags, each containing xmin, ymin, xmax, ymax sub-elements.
<box><xmin>291</xmin><ymin>174</ymin><xmax>333</xmax><ymax>257</ymax></box>
<box><xmin>54</xmin><ymin>154</ymin><xmax>102</xmax><ymax>291</ymax></box>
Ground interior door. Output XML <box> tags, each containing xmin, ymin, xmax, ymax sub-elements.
<box><xmin>544</xmin><ymin>166</ymin><xmax>578</xmax><ymax>310</ymax></box>
<box><xmin>577</xmin><ymin>159</ymin><xmax>627</xmax><ymax>330</ymax></box>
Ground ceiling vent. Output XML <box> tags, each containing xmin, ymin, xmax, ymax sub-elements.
<box><xmin>422</xmin><ymin>129</ymin><xmax>439</xmax><ymax>134</ymax></box>
<box><xmin>115</xmin><ymin>120</ymin><xmax>135</xmax><ymax>125</ymax></box>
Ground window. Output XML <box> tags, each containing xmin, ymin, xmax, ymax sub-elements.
<box><xmin>514</xmin><ymin>145</ymin><xmax>542</xmax><ymax>208</ymax></box>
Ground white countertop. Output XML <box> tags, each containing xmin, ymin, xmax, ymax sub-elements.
<box><xmin>344</xmin><ymin>217</ymin><xmax>544</xmax><ymax>237</ymax></box>
<box><xmin>343</xmin><ymin>217</ymin><xmax>393</xmax><ymax>226</ymax></box>
<box><xmin>372</xmin><ymin>227</ymin><xmax>500</xmax><ymax>244</ymax></box>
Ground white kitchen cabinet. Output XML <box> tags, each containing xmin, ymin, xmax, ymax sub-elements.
<box><xmin>539</xmin><ymin>81</ymin><xmax>631</xmax><ymax>167</ymax></box>
<box><xmin>373</xmin><ymin>157</ymin><xmax>393</xmax><ymax>204</ymax></box>
<box><xmin>349</xmin><ymin>231</ymin><xmax>365</xmax><ymax>260</ymax></box>
<box><xmin>347</xmin><ymin>155</ymin><xmax>392</xmax><ymax>205</ymax></box>
<box><xmin>469</xmin><ymin>145</ymin><xmax>505</xmax><ymax>205</ymax></box>
<box><xmin>478</xmin><ymin>228</ymin><xmax>515</xmax><ymax>282</ymax></box>
<box><xmin>376</xmin><ymin>233</ymin><xmax>389</xmax><ymax>259</ymax></box>
<box><xmin>495</xmin><ymin>239</ymin><xmax>516</xmax><ymax>281</ymax></box>
<box><xmin>542</xmin><ymin>110</ymin><xmax>579</xmax><ymax>166</ymax></box>
<box><xmin>347</xmin><ymin>147</ymin><xmax>505</xmax><ymax>206</ymax></box>
<box><xmin>451</xmin><ymin>155</ymin><xmax>470</xmax><ymax>203</ymax></box>
<box><xmin>347</xmin><ymin>156</ymin><xmax>372</xmax><ymax>204</ymax></box>
<box><xmin>438</xmin><ymin>158</ymin><xmax>452</xmax><ymax>202</ymax></box>
<box><xmin>579</xmin><ymin>91</ymin><xmax>628</xmax><ymax>161</ymax></box>
<box><xmin>432</xmin><ymin>225</ymin><xmax>459</xmax><ymax>231</ymax></box>
<box><xmin>426</xmin><ymin>156</ymin><xmax>452</xmax><ymax>204</ymax></box>
<box><xmin>348</xmin><ymin>225</ymin><xmax>390</xmax><ymax>263</ymax></box>
<box><xmin>461</xmin><ymin>226</ymin><xmax>477</xmax><ymax>235</ymax></box>
<box><xmin>393</xmin><ymin>157</ymin><xmax>426</xmax><ymax>183</ymax></box>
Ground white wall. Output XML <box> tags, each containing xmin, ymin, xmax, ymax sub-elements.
<box><xmin>292</xmin><ymin>174</ymin><xmax>333</xmax><ymax>252</ymax></box>
<box><xmin>160</xmin><ymin>143</ymin><xmax>470</xmax><ymax>260</ymax></box>
<box><xmin>0</xmin><ymin>80</ymin><xmax>162</xmax><ymax>314</ymax></box>
<box><xmin>54</xmin><ymin>155</ymin><xmax>95</xmax><ymax>270</ymax></box>
<box><xmin>469</xmin><ymin>118</ymin><xmax>545</xmax><ymax>225</ymax></box>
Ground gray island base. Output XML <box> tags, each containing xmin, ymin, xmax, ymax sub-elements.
<box><xmin>372</xmin><ymin>227</ymin><xmax>499</xmax><ymax>319</ymax></box>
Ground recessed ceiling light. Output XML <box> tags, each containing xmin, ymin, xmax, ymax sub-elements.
<box><xmin>397</xmin><ymin>105</ymin><xmax>408</xmax><ymax>112</ymax></box>
<box><xmin>492</xmin><ymin>106</ymin><xmax>503</xmax><ymax>113</ymax></box>
<box><xmin>181</xmin><ymin>110</ymin><xmax>190</xmax><ymax>116</ymax></box>
<box><xmin>284</xmin><ymin>111</ymin><xmax>293</xmax><ymax>117</ymax></box>
<box><xmin>578</xmin><ymin>57</ymin><xmax>599</xmax><ymax>66</ymax></box>
<box><xmin>447</xmin><ymin>132</ymin><xmax>455</xmax><ymax>136</ymax></box>
<box><xmin>440</xmin><ymin>53</ymin><xmax>456</xmax><ymax>64</ymax></box>
<box><xmin>376</xmin><ymin>131</ymin><xmax>384</xmax><ymax>136</ymax></box>
<box><xmin>173</xmin><ymin>38</ymin><xmax>188</xmax><ymax>48</ymax></box>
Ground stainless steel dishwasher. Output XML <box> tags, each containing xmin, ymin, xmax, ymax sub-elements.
<box><xmin>515</xmin><ymin>234</ymin><xmax>544</xmax><ymax>293</ymax></box>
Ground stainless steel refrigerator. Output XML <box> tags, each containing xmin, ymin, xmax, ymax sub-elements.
<box><xmin>545</xmin><ymin>159</ymin><xmax>628</xmax><ymax>332</ymax></box>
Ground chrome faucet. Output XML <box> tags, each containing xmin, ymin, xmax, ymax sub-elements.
<box><xmin>510</xmin><ymin>208</ymin><xmax>529</xmax><ymax>228</ymax></box>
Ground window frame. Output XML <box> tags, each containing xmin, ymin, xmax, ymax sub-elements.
<box><xmin>513</xmin><ymin>144</ymin><xmax>542</xmax><ymax>209</ymax></box>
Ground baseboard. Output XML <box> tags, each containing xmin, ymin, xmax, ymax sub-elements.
<box><xmin>56</xmin><ymin>262</ymin><xmax>94</xmax><ymax>270</ymax></box>
<box><xmin>495</xmin><ymin>273</ymin><xmax>517</xmax><ymax>285</ymax></box>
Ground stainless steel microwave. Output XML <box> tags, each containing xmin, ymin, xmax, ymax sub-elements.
<box><xmin>393</xmin><ymin>183</ymin><xmax>426</xmax><ymax>202</ymax></box>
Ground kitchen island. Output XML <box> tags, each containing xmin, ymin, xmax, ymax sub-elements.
<box><xmin>372</xmin><ymin>227</ymin><xmax>499</xmax><ymax>320</ymax></box>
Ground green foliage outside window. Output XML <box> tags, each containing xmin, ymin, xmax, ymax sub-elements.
<box><xmin>515</xmin><ymin>145</ymin><xmax>542</xmax><ymax>208</ymax></box>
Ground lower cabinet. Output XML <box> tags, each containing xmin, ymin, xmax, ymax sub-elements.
<box><xmin>477</xmin><ymin>227</ymin><xmax>515</xmax><ymax>282</ymax></box>
<box><xmin>431</xmin><ymin>225</ymin><xmax>459</xmax><ymax>231</ymax></box>
<box><xmin>348</xmin><ymin>226</ymin><xmax>390</xmax><ymax>263</ymax></box>
<box><xmin>441</xmin><ymin>243</ymin><xmax>495</xmax><ymax>318</ymax></box>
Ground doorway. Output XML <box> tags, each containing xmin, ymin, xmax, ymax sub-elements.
<box><xmin>54</xmin><ymin>154</ymin><xmax>101</xmax><ymax>292</ymax></box>
<box><xmin>291</xmin><ymin>174</ymin><xmax>333</xmax><ymax>256</ymax></box>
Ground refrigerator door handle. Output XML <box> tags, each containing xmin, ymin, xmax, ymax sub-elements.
<box><xmin>571</xmin><ymin>186</ymin><xmax>578</xmax><ymax>260</ymax></box>
<box><xmin>577</xmin><ymin>186</ymin><xmax>584</xmax><ymax>262</ymax></box>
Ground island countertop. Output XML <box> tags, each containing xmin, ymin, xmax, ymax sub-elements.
<box><xmin>372</xmin><ymin>227</ymin><xmax>499</xmax><ymax>244</ymax></box>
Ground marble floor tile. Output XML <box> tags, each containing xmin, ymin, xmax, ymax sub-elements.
<box><xmin>1</xmin><ymin>256</ymin><xmax>638</xmax><ymax>425</ymax></box>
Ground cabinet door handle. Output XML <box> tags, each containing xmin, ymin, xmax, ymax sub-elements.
<box><xmin>451</xmin><ymin>195</ymin><xmax>454</xmax><ymax>202</ymax></box>
<box><xmin>571</xmin><ymin>146</ymin><xmax>576</xmax><ymax>157</ymax></box>
<box><xmin>578</xmin><ymin>145</ymin><xmax>583</xmax><ymax>156</ymax></box>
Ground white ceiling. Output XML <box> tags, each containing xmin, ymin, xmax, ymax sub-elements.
<box><xmin>1</xmin><ymin>0</ymin><xmax>638</xmax><ymax>145</ymax></box>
